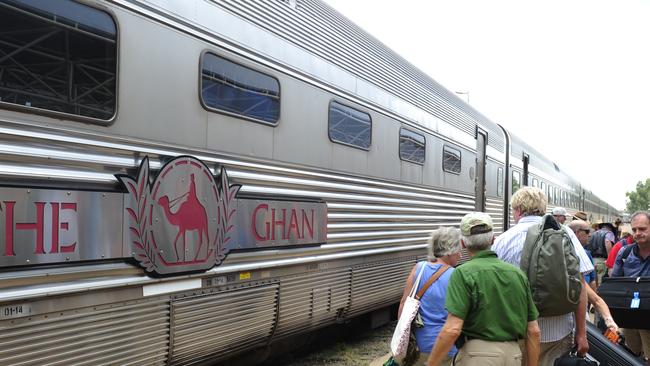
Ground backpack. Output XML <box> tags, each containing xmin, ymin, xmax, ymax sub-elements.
<box><xmin>588</xmin><ymin>230</ymin><xmax>607</xmax><ymax>258</ymax></box>
<box><xmin>520</xmin><ymin>214</ymin><xmax>582</xmax><ymax>316</ymax></box>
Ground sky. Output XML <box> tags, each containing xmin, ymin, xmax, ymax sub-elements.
<box><xmin>322</xmin><ymin>0</ymin><xmax>650</xmax><ymax>210</ymax></box>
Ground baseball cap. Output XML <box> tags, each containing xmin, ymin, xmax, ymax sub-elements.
<box><xmin>460</xmin><ymin>212</ymin><xmax>494</xmax><ymax>236</ymax></box>
<box><xmin>552</xmin><ymin>207</ymin><xmax>568</xmax><ymax>216</ymax></box>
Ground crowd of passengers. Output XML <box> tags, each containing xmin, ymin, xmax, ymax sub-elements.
<box><xmin>394</xmin><ymin>186</ymin><xmax>650</xmax><ymax>366</ymax></box>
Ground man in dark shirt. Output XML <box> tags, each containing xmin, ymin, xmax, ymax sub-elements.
<box><xmin>611</xmin><ymin>211</ymin><xmax>650</xmax><ymax>357</ymax></box>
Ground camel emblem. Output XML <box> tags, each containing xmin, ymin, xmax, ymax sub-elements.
<box><xmin>118</xmin><ymin>156</ymin><xmax>240</xmax><ymax>274</ymax></box>
<box><xmin>157</xmin><ymin>174</ymin><xmax>209</xmax><ymax>262</ymax></box>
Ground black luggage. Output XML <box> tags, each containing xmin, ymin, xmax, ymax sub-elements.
<box><xmin>586</xmin><ymin>322</ymin><xmax>646</xmax><ymax>366</ymax></box>
<box><xmin>598</xmin><ymin>276</ymin><xmax>650</xmax><ymax>329</ymax></box>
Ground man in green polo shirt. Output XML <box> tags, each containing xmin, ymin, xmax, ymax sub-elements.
<box><xmin>427</xmin><ymin>212</ymin><xmax>541</xmax><ymax>366</ymax></box>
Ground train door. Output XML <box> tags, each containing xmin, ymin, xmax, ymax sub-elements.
<box><xmin>522</xmin><ymin>153</ymin><xmax>530</xmax><ymax>186</ymax></box>
<box><xmin>475</xmin><ymin>128</ymin><xmax>487</xmax><ymax>211</ymax></box>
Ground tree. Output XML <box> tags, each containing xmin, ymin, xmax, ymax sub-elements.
<box><xmin>626</xmin><ymin>178</ymin><xmax>650</xmax><ymax>213</ymax></box>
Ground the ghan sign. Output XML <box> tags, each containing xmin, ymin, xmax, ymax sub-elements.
<box><xmin>0</xmin><ymin>156</ymin><xmax>327</xmax><ymax>274</ymax></box>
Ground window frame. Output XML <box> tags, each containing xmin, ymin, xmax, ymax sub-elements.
<box><xmin>398</xmin><ymin>127</ymin><xmax>426</xmax><ymax>165</ymax></box>
<box><xmin>199</xmin><ymin>50</ymin><xmax>281</xmax><ymax>126</ymax></box>
<box><xmin>327</xmin><ymin>99</ymin><xmax>372</xmax><ymax>151</ymax></box>
<box><xmin>442</xmin><ymin>144</ymin><xmax>462</xmax><ymax>175</ymax></box>
<box><xmin>0</xmin><ymin>0</ymin><xmax>119</xmax><ymax>124</ymax></box>
<box><xmin>512</xmin><ymin>170</ymin><xmax>521</xmax><ymax>195</ymax></box>
<box><xmin>497</xmin><ymin>167</ymin><xmax>504</xmax><ymax>197</ymax></box>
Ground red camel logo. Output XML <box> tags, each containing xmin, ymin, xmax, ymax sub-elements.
<box><xmin>118</xmin><ymin>156</ymin><xmax>240</xmax><ymax>275</ymax></box>
<box><xmin>157</xmin><ymin>174</ymin><xmax>209</xmax><ymax>262</ymax></box>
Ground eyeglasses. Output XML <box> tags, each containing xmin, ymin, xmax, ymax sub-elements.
<box><xmin>579</xmin><ymin>229</ymin><xmax>591</xmax><ymax>234</ymax></box>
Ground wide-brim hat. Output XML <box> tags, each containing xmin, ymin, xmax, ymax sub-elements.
<box><xmin>598</xmin><ymin>222</ymin><xmax>616</xmax><ymax>231</ymax></box>
<box><xmin>620</xmin><ymin>224</ymin><xmax>632</xmax><ymax>237</ymax></box>
<box><xmin>573</xmin><ymin>211</ymin><xmax>588</xmax><ymax>221</ymax></box>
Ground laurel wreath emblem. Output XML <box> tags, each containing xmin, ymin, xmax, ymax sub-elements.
<box><xmin>117</xmin><ymin>157</ymin><xmax>240</xmax><ymax>274</ymax></box>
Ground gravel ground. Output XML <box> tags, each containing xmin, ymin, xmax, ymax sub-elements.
<box><xmin>263</xmin><ymin>319</ymin><xmax>397</xmax><ymax>366</ymax></box>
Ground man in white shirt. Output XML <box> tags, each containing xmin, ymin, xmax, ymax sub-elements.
<box><xmin>493</xmin><ymin>187</ymin><xmax>593</xmax><ymax>365</ymax></box>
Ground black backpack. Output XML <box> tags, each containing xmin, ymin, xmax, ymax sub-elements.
<box><xmin>588</xmin><ymin>230</ymin><xmax>607</xmax><ymax>258</ymax></box>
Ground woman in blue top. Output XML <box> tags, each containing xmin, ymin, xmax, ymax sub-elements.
<box><xmin>398</xmin><ymin>227</ymin><xmax>461</xmax><ymax>366</ymax></box>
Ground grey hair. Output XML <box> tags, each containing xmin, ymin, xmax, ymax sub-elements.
<box><xmin>427</xmin><ymin>227</ymin><xmax>461</xmax><ymax>260</ymax></box>
<box><xmin>461</xmin><ymin>231</ymin><xmax>494</xmax><ymax>252</ymax></box>
<box><xmin>631</xmin><ymin>211</ymin><xmax>650</xmax><ymax>223</ymax></box>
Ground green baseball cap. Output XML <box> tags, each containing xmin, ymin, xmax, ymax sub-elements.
<box><xmin>460</xmin><ymin>212</ymin><xmax>493</xmax><ymax>236</ymax></box>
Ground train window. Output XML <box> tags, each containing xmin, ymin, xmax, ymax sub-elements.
<box><xmin>497</xmin><ymin>167</ymin><xmax>504</xmax><ymax>197</ymax></box>
<box><xmin>532</xmin><ymin>178</ymin><xmax>539</xmax><ymax>188</ymax></box>
<box><xmin>399</xmin><ymin>128</ymin><xmax>425</xmax><ymax>164</ymax></box>
<box><xmin>512</xmin><ymin>171</ymin><xmax>521</xmax><ymax>194</ymax></box>
<box><xmin>442</xmin><ymin>145</ymin><xmax>461</xmax><ymax>174</ymax></box>
<box><xmin>540</xmin><ymin>182</ymin><xmax>546</xmax><ymax>196</ymax></box>
<box><xmin>555</xmin><ymin>188</ymin><xmax>560</xmax><ymax>205</ymax></box>
<box><xmin>201</xmin><ymin>52</ymin><xmax>280</xmax><ymax>125</ymax></box>
<box><xmin>328</xmin><ymin>100</ymin><xmax>371</xmax><ymax>150</ymax></box>
<box><xmin>0</xmin><ymin>0</ymin><xmax>117</xmax><ymax>121</ymax></box>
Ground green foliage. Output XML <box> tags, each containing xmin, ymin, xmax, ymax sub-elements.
<box><xmin>626</xmin><ymin>178</ymin><xmax>650</xmax><ymax>213</ymax></box>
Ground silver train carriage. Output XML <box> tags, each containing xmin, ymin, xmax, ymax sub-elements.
<box><xmin>0</xmin><ymin>0</ymin><xmax>618</xmax><ymax>365</ymax></box>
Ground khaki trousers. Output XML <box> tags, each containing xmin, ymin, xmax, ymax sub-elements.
<box><xmin>538</xmin><ymin>333</ymin><xmax>573</xmax><ymax>366</ymax></box>
<box><xmin>413</xmin><ymin>352</ymin><xmax>452</xmax><ymax>366</ymax></box>
<box><xmin>623</xmin><ymin>328</ymin><xmax>650</xmax><ymax>357</ymax></box>
<box><xmin>454</xmin><ymin>339</ymin><xmax>522</xmax><ymax>366</ymax></box>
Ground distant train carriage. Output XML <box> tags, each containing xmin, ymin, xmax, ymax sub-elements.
<box><xmin>0</xmin><ymin>0</ymin><xmax>616</xmax><ymax>365</ymax></box>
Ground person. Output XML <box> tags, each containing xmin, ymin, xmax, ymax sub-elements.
<box><xmin>492</xmin><ymin>187</ymin><xmax>593</xmax><ymax>365</ymax></box>
<box><xmin>568</xmin><ymin>219</ymin><xmax>597</xmax><ymax>292</ymax></box>
<box><xmin>590</xmin><ymin>220</ymin><xmax>616</xmax><ymax>285</ymax></box>
<box><xmin>427</xmin><ymin>212</ymin><xmax>540</xmax><ymax>366</ymax></box>
<box><xmin>552</xmin><ymin>207</ymin><xmax>568</xmax><ymax>225</ymax></box>
<box><xmin>611</xmin><ymin>211</ymin><xmax>650</xmax><ymax>358</ymax></box>
<box><xmin>606</xmin><ymin>224</ymin><xmax>634</xmax><ymax>276</ymax></box>
<box><xmin>568</xmin><ymin>219</ymin><xmax>619</xmax><ymax>333</ymax></box>
<box><xmin>398</xmin><ymin>227</ymin><xmax>461</xmax><ymax>366</ymax></box>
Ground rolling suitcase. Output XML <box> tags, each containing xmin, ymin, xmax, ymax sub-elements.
<box><xmin>585</xmin><ymin>322</ymin><xmax>646</xmax><ymax>366</ymax></box>
<box><xmin>598</xmin><ymin>276</ymin><xmax>650</xmax><ymax>329</ymax></box>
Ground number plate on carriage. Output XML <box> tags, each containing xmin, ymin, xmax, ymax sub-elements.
<box><xmin>0</xmin><ymin>303</ymin><xmax>32</xmax><ymax>320</ymax></box>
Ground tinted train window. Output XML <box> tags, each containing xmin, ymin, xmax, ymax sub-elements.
<box><xmin>497</xmin><ymin>167</ymin><xmax>504</xmax><ymax>197</ymax></box>
<box><xmin>328</xmin><ymin>100</ymin><xmax>371</xmax><ymax>150</ymax></box>
<box><xmin>442</xmin><ymin>145</ymin><xmax>461</xmax><ymax>174</ymax></box>
<box><xmin>512</xmin><ymin>171</ymin><xmax>521</xmax><ymax>194</ymax></box>
<box><xmin>399</xmin><ymin>128</ymin><xmax>425</xmax><ymax>164</ymax></box>
<box><xmin>0</xmin><ymin>0</ymin><xmax>116</xmax><ymax>120</ymax></box>
<box><xmin>201</xmin><ymin>52</ymin><xmax>280</xmax><ymax>125</ymax></box>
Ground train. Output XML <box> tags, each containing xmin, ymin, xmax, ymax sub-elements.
<box><xmin>0</xmin><ymin>0</ymin><xmax>618</xmax><ymax>365</ymax></box>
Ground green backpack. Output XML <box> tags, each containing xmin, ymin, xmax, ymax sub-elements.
<box><xmin>520</xmin><ymin>214</ymin><xmax>582</xmax><ymax>316</ymax></box>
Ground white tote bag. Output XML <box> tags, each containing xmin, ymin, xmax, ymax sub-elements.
<box><xmin>390</xmin><ymin>263</ymin><xmax>425</xmax><ymax>358</ymax></box>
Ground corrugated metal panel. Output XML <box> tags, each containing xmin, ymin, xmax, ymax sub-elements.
<box><xmin>347</xmin><ymin>258</ymin><xmax>416</xmax><ymax>317</ymax></box>
<box><xmin>0</xmin><ymin>299</ymin><xmax>170</xmax><ymax>366</ymax></box>
<box><xmin>214</xmin><ymin>0</ymin><xmax>505</xmax><ymax>152</ymax></box>
<box><xmin>170</xmin><ymin>283</ymin><xmax>279</xmax><ymax>365</ymax></box>
<box><xmin>0</xmin><ymin>120</ymin><xmax>479</xmax><ymax>266</ymax></box>
<box><xmin>486</xmin><ymin>197</ymin><xmax>504</xmax><ymax>235</ymax></box>
<box><xmin>273</xmin><ymin>268</ymin><xmax>351</xmax><ymax>338</ymax></box>
<box><xmin>232</xmin><ymin>167</ymin><xmax>477</xmax><ymax>256</ymax></box>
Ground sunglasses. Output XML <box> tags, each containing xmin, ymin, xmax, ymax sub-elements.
<box><xmin>579</xmin><ymin>229</ymin><xmax>590</xmax><ymax>234</ymax></box>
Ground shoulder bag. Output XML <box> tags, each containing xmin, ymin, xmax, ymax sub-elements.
<box><xmin>390</xmin><ymin>262</ymin><xmax>450</xmax><ymax>359</ymax></box>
